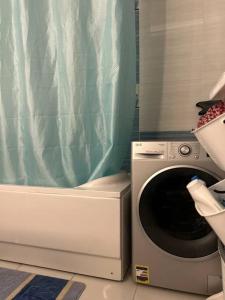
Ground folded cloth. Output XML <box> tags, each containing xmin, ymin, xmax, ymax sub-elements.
<box><xmin>197</xmin><ymin>100</ymin><xmax>225</xmax><ymax>128</ymax></box>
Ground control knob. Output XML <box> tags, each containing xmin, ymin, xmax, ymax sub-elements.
<box><xmin>179</xmin><ymin>145</ymin><xmax>191</xmax><ymax>156</ymax></box>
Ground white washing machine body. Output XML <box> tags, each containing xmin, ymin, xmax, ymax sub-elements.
<box><xmin>132</xmin><ymin>141</ymin><xmax>225</xmax><ymax>295</ymax></box>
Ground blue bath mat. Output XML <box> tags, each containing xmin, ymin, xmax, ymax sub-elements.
<box><xmin>0</xmin><ymin>267</ymin><xmax>85</xmax><ymax>299</ymax></box>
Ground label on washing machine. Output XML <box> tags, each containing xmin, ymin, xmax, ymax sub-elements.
<box><xmin>135</xmin><ymin>265</ymin><xmax>150</xmax><ymax>285</ymax></box>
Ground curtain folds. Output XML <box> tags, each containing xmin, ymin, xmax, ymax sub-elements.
<box><xmin>0</xmin><ymin>0</ymin><xmax>136</xmax><ymax>187</ymax></box>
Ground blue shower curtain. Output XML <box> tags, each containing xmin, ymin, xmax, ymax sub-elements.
<box><xmin>0</xmin><ymin>0</ymin><xmax>136</xmax><ymax>187</ymax></box>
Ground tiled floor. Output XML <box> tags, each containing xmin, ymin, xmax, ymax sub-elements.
<box><xmin>0</xmin><ymin>260</ymin><xmax>209</xmax><ymax>300</ymax></box>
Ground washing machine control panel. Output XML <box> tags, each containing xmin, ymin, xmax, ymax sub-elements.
<box><xmin>132</xmin><ymin>141</ymin><xmax>209</xmax><ymax>160</ymax></box>
<box><xmin>168</xmin><ymin>142</ymin><xmax>207</xmax><ymax>160</ymax></box>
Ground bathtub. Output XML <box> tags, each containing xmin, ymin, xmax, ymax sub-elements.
<box><xmin>0</xmin><ymin>173</ymin><xmax>131</xmax><ymax>281</ymax></box>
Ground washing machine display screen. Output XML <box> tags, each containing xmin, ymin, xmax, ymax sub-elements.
<box><xmin>139</xmin><ymin>167</ymin><xmax>218</xmax><ymax>258</ymax></box>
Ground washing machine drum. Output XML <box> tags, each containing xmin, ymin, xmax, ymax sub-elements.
<box><xmin>139</xmin><ymin>166</ymin><xmax>219</xmax><ymax>258</ymax></box>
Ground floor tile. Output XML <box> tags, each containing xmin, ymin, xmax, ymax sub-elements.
<box><xmin>134</xmin><ymin>284</ymin><xmax>206</xmax><ymax>300</ymax></box>
<box><xmin>0</xmin><ymin>260</ymin><xmax>20</xmax><ymax>270</ymax></box>
<box><xmin>72</xmin><ymin>272</ymin><xmax>137</xmax><ymax>300</ymax></box>
<box><xmin>18</xmin><ymin>264</ymin><xmax>74</xmax><ymax>280</ymax></box>
<box><xmin>0</xmin><ymin>261</ymin><xmax>212</xmax><ymax>300</ymax></box>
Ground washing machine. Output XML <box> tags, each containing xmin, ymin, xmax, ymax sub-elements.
<box><xmin>132</xmin><ymin>141</ymin><xmax>225</xmax><ymax>295</ymax></box>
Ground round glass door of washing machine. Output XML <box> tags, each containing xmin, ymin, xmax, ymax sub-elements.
<box><xmin>139</xmin><ymin>166</ymin><xmax>219</xmax><ymax>258</ymax></box>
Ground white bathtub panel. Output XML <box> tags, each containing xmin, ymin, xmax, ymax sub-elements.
<box><xmin>0</xmin><ymin>191</ymin><xmax>121</xmax><ymax>258</ymax></box>
<box><xmin>0</xmin><ymin>242</ymin><xmax>123</xmax><ymax>280</ymax></box>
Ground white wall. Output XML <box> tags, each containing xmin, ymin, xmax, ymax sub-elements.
<box><xmin>140</xmin><ymin>0</ymin><xmax>225</xmax><ymax>132</ymax></box>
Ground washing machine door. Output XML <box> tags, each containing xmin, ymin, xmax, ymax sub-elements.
<box><xmin>139</xmin><ymin>165</ymin><xmax>219</xmax><ymax>258</ymax></box>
